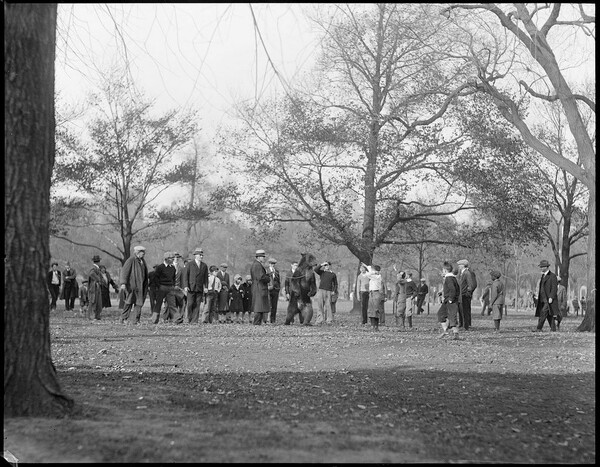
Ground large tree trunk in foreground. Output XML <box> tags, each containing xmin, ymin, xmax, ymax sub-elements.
<box><xmin>5</xmin><ymin>3</ymin><xmax>73</xmax><ymax>416</ymax></box>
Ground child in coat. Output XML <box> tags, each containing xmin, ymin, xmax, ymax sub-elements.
<box><xmin>241</xmin><ymin>275</ymin><xmax>252</xmax><ymax>324</ymax></box>
<box><xmin>203</xmin><ymin>266</ymin><xmax>221</xmax><ymax>324</ymax></box>
<box><xmin>229</xmin><ymin>274</ymin><xmax>245</xmax><ymax>323</ymax></box>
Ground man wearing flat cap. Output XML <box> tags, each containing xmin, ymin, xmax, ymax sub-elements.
<box><xmin>151</xmin><ymin>251</ymin><xmax>181</xmax><ymax>324</ymax></box>
<box><xmin>533</xmin><ymin>260</ymin><xmax>559</xmax><ymax>332</ymax></box>
<box><xmin>119</xmin><ymin>245</ymin><xmax>149</xmax><ymax>324</ymax></box>
<box><xmin>267</xmin><ymin>257</ymin><xmax>281</xmax><ymax>324</ymax></box>
<box><xmin>182</xmin><ymin>248</ymin><xmax>209</xmax><ymax>324</ymax></box>
<box><xmin>456</xmin><ymin>259</ymin><xmax>477</xmax><ymax>331</ymax></box>
<box><xmin>171</xmin><ymin>252</ymin><xmax>186</xmax><ymax>323</ymax></box>
<box><xmin>251</xmin><ymin>249</ymin><xmax>271</xmax><ymax>325</ymax></box>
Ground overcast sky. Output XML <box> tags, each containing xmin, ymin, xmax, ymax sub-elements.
<box><xmin>56</xmin><ymin>3</ymin><xmax>321</xmax><ymax>141</ymax></box>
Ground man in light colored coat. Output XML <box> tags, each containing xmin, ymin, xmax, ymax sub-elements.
<box><xmin>119</xmin><ymin>245</ymin><xmax>149</xmax><ymax>325</ymax></box>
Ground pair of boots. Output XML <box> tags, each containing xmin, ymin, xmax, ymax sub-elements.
<box><xmin>370</xmin><ymin>317</ymin><xmax>379</xmax><ymax>331</ymax></box>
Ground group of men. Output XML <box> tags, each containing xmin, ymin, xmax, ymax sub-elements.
<box><xmin>106</xmin><ymin>246</ymin><xmax>341</xmax><ymax>327</ymax></box>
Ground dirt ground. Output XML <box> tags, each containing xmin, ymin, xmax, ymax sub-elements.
<box><xmin>3</xmin><ymin>300</ymin><xmax>595</xmax><ymax>463</ymax></box>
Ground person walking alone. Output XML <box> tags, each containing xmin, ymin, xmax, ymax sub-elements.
<box><xmin>533</xmin><ymin>260</ymin><xmax>559</xmax><ymax>332</ymax></box>
<box><xmin>267</xmin><ymin>257</ymin><xmax>281</xmax><ymax>324</ymax></box>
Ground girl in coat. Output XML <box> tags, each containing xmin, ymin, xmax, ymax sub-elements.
<box><xmin>228</xmin><ymin>274</ymin><xmax>245</xmax><ymax>323</ymax></box>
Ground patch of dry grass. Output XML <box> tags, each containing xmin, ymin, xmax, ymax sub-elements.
<box><xmin>4</xmin><ymin>301</ymin><xmax>595</xmax><ymax>463</ymax></box>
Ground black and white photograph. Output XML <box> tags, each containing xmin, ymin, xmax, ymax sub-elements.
<box><xmin>5</xmin><ymin>3</ymin><xmax>595</xmax><ymax>463</ymax></box>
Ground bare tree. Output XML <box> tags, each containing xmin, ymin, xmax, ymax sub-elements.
<box><xmin>217</xmin><ymin>4</ymin><xmax>478</xmax><ymax>266</ymax></box>
<box><xmin>52</xmin><ymin>70</ymin><xmax>210</xmax><ymax>265</ymax></box>
<box><xmin>5</xmin><ymin>3</ymin><xmax>74</xmax><ymax>416</ymax></box>
<box><xmin>443</xmin><ymin>3</ymin><xmax>595</xmax><ymax>331</ymax></box>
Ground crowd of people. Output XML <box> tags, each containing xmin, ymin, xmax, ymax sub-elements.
<box><xmin>47</xmin><ymin>249</ymin><xmax>582</xmax><ymax>335</ymax></box>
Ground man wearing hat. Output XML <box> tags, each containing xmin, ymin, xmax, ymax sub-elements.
<box><xmin>267</xmin><ymin>257</ymin><xmax>281</xmax><ymax>324</ymax></box>
<box><xmin>534</xmin><ymin>260</ymin><xmax>559</xmax><ymax>332</ymax></box>
<box><xmin>119</xmin><ymin>245</ymin><xmax>149</xmax><ymax>325</ymax></box>
<box><xmin>456</xmin><ymin>259</ymin><xmax>477</xmax><ymax>331</ymax></box>
<box><xmin>172</xmin><ymin>252</ymin><xmax>186</xmax><ymax>323</ymax></box>
<box><xmin>250</xmin><ymin>249</ymin><xmax>271</xmax><ymax>325</ymax></box>
<box><xmin>416</xmin><ymin>277</ymin><xmax>429</xmax><ymax>315</ymax></box>
<box><xmin>151</xmin><ymin>251</ymin><xmax>181</xmax><ymax>324</ymax></box>
<box><xmin>217</xmin><ymin>263</ymin><xmax>231</xmax><ymax>322</ymax></box>
<box><xmin>182</xmin><ymin>248</ymin><xmax>209</xmax><ymax>324</ymax></box>
<box><xmin>88</xmin><ymin>254</ymin><xmax>105</xmax><ymax>321</ymax></box>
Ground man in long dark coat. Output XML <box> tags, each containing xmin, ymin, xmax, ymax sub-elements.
<box><xmin>62</xmin><ymin>261</ymin><xmax>78</xmax><ymax>311</ymax></box>
<box><xmin>182</xmin><ymin>247</ymin><xmax>209</xmax><ymax>324</ymax></box>
<box><xmin>119</xmin><ymin>245</ymin><xmax>149</xmax><ymax>325</ymax></box>
<box><xmin>88</xmin><ymin>254</ymin><xmax>105</xmax><ymax>321</ymax></box>
<box><xmin>251</xmin><ymin>249</ymin><xmax>271</xmax><ymax>325</ymax></box>
<box><xmin>533</xmin><ymin>259</ymin><xmax>560</xmax><ymax>332</ymax></box>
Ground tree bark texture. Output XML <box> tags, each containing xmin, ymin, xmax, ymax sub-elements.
<box><xmin>5</xmin><ymin>3</ymin><xmax>74</xmax><ymax>416</ymax></box>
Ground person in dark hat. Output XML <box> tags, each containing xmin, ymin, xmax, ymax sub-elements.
<box><xmin>241</xmin><ymin>274</ymin><xmax>253</xmax><ymax>324</ymax></box>
<box><xmin>119</xmin><ymin>245</ymin><xmax>149</xmax><ymax>325</ymax></box>
<box><xmin>88</xmin><ymin>254</ymin><xmax>105</xmax><ymax>321</ymax></box>
<box><xmin>267</xmin><ymin>257</ymin><xmax>281</xmax><ymax>324</ymax></box>
<box><xmin>151</xmin><ymin>251</ymin><xmax>181</xmax><ymax>324</ymax></box>
<box><xmin>182</xmin><ymin>248</ymin><xmax>209</xmax><ymax>324</ymax></box>
<box><xmin>217</xmin><ymin>262</ymin><xmax>231</xmax><ymax>323</ymax></box>
<box><xmin>488</xmin><ymin>270</ymin><xmax>504</xmax><ymax>332</ymax></box>
<box><xmin>533</xmin><ymin>260</ymin><xmax>559</xmax><ymax>332</ymax></box>
<box><xmin>250</xmin><ymin>249</ymin><xmax>271</xmax><ymax>325</ymax></box>
<box><xmin>456</xmin><ymin>259</ymin><xmax>477</xmax><ymax>331</ymax></box>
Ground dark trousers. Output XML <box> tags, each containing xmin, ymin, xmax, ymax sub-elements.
<box><xmin>416</xmin><ymin>295</ymin><xmax>426</xmax><ymax>314</ymax></box>
<box><xmin>537</xmin><ymin>302</ymin><xmax>557</xmax><ymax>331</ymax></box>
<box><xmin>360</xmin><ymin>291</ymin><xmax>369</xmax><ymax>324</ymax></box>
<box><xmin>63</xmin><ymin>281</ymin><xmax>77</xmax><ymax>310</ymax></box>
<box><xmin>253</xmin><ymin>311</ymin><xmax>268</xmax><ymax>325</ymax></box>
<box><xmin>122</xmin><ymin>303</ymin><xmax>142</xmax><ymax>323</ymax></box>
<box><xmin>269</xmin><ymin>289</ymin><xmax>280</xmax><ymax>323</ymax></box>
<box><xmin>186</xmin><ymin>291</ymin><xmax>204</xmax><ymax>324</ymax></box>
<box><xmin>459</xmin><ymin>296</ymin><xmax>472</xmax><ymax>330</ymax></box>
<box><xmin>152</xmin><ymin>285</ymin><xmax>180</xmax><ymax>324</ymax></box>
<box><xmin>49</xmin><ymin>284</ymin><xmax>60</xmax><ymax>309</ymax></box>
